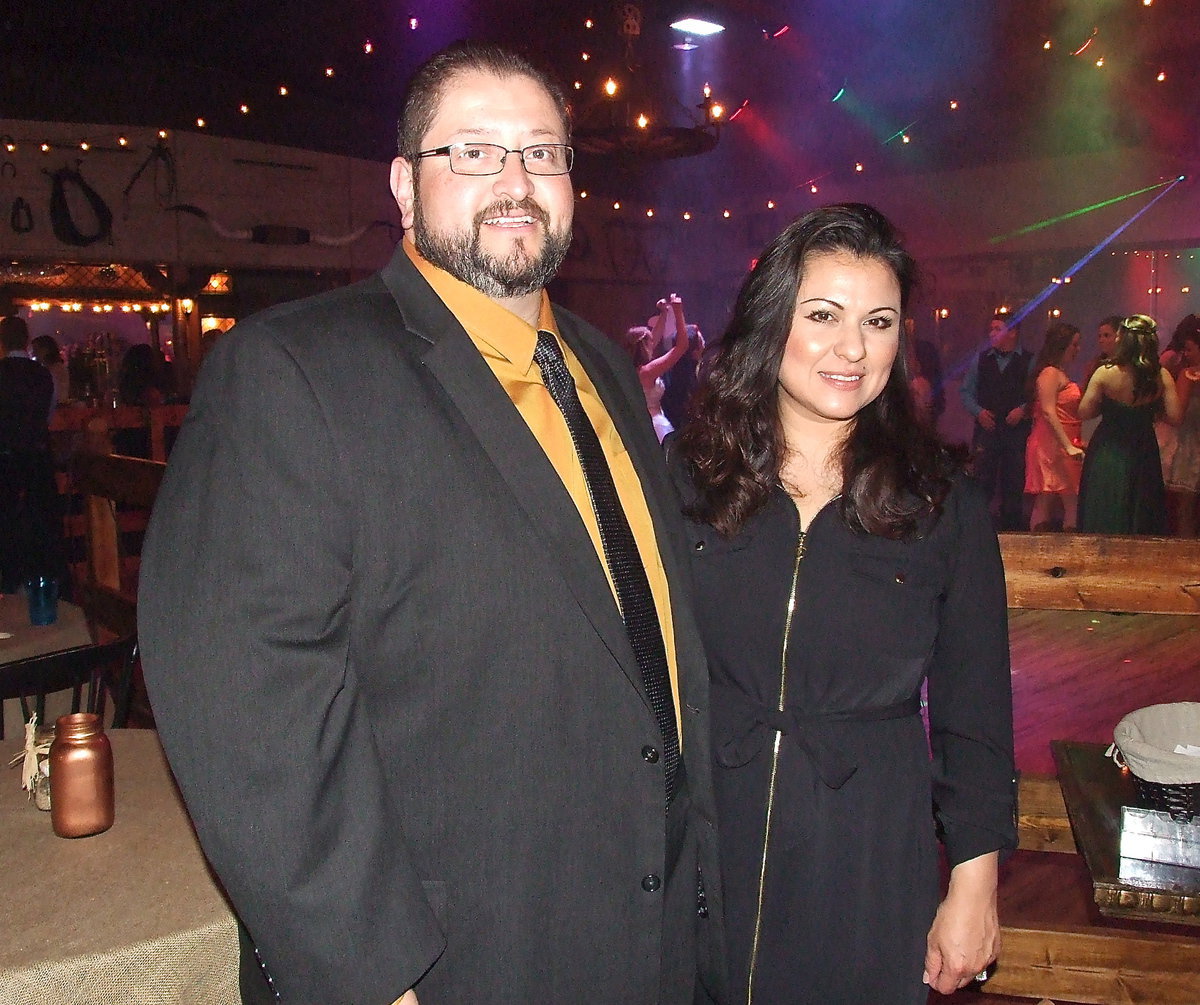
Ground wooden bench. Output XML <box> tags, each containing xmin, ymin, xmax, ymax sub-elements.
<box><xmin>980</xmin><ymin>532</ymin><xmax>1200</xmax><ymax>1005</ymax></box>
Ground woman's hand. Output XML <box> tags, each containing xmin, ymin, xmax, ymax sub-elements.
<box><xmin>923</xmin><ymin>852</ymin><xmax>1000</xmax><ymax>995</ymax></box>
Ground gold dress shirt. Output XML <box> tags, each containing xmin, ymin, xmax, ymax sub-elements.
<box><xmin>404</xmin><ymin>239</ymin><xmax>680</xmax><ymax>733</ymax></box>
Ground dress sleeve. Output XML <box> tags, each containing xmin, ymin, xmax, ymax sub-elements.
<box><xmin>927</xmin><ymin>480</ymin><xmax>1017</xmax><ymax>866</ymax></box>
<box><xmin>138</xmin><ymin>323</ymin><xmax>444</xmax><ymax>1003</ymax></box>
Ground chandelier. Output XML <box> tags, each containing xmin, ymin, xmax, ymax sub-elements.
<box><xmin>573</xmin><ymin>2</ymin><xmax>723</xmax><ymax>161</ymax></box>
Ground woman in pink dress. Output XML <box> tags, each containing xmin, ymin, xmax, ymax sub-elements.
<box><xmin>1025</xmin><ymin>322</ymin><xmax>1085</xmax><ymax>530</ymax></box>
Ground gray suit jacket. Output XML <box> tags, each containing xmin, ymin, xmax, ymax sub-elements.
<box><xmin>139</xmin><ymin>247</ymin><xmax>724</xmax><ymax>1004</ymax></box>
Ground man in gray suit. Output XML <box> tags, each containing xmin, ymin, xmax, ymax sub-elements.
<box><xmin>139</xmin><ymin>41</ymin><xmax>721</xmax><ymax>1005</ymax></box>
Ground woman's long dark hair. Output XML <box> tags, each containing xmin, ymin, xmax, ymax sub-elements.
<box><xmin>1114</xmin><ymin>314</ymin><xmax>1163</xmax><ymax>403</ymax></box>
<box><xmin>675</xmin><ymin>203</ymin><xmax>963</xmax><ymax>539</ymax></box>
<box><xmin>1026</xmin><ymin>322</ymin><xmax>1079</xmax><ymax>401</ymax></box>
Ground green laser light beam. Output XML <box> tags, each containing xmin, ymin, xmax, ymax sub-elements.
<box><xmin>988</xmin><ymin>178</ymin><xmax>1178</xmax><ymax>245</ymax></box>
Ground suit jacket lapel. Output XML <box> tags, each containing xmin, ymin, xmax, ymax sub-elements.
<box><xmin>379</xmin><ymin>251</ymin><xmax>646</xmax><ymax>700</ymax></box>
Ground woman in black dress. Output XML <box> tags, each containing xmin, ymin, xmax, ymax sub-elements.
<box><xmin>670</xmin><ymin>204</ymin><xmax>1016</xmax><ymax>1004</ymax></box>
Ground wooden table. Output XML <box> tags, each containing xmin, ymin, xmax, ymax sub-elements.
<box><xmin>1053</xmin><ymin>739</ymin><xmax>1200</xmax><ymax>925</ymax></box>
<box><xmin>0</xmin><ymin>592</ymin><xmax>92</xmax><ymax>666</ymax></box>
<box><xmin>1</xmin><ymin>592</ymin><xmax>96</xmax><ymax>738</ymax></box>
<box><xmin>0</xmin><ymin>729</ymin><xmax>239</xmax><ymax>1005</ymax></box>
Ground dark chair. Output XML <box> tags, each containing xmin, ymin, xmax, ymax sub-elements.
<box><xmin>0</xmin><ymin>634</ymin><xmax>138</xmax><ymax>738</ymax></box>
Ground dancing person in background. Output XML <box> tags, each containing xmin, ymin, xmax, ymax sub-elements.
<box><xmin>1078</xmin><ymin>314</ymin><xmax>1182</xmax><ymax>534</ymax></box>
<box><xmin>621</xmin><ymin>294</ymin><xmax>690</xmax><ymax>441</ymax></box>
<box><xmin>671</xmin><ymin>203</ymin><xmax>1015</xmax><ymax>1004</ymax></box>
<box><xmin>1083</xmin><ymin>314</ymin><xmax>1122</xmax><ymax>390</ymax></box>
<box><xmin>661</xmin><ymin>322</ymin><xmax>706</xmax><ymax>432</ymax></box>
<box><xmin>1156</xmin><ymin>314</ymin><xmax>1199</xmax><ymax>482</ymax></box>
<box><xmin>960</xmin><ymin>313</ymin><xmax>1034</xmax><ymax>530</ymax></box>
<box><xmin>1024</xmin><ymin>322</ymin><xmax>1085</xmax><ymax>531</ymax></box>
<box><xmin>1165</xmin><ymin>321</ymin><xmax>1200</xmax><ymax>536</ymax></box>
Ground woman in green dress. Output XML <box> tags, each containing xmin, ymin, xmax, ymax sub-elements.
<box><xmin>1077</xmin><ymin>315</ymin><xmax>1182</xmax><ymax>534</ymax></box>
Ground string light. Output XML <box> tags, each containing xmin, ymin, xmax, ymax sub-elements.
<box><xmin>722</xmin><ymin>209</ymin><xmax>731</xmax><ymax>218</ymax></box>
<box><xmin>196</xmin><ymin>118</ymin><xmax>206</xmax><ymax>128</ymax></box>
<box><xmin>636</xmin><ymin>113</ymin><xmax>650</xmax><ymax>129</ymax></box>
<box><xmin>240</xmin><ymin>104</ymin><xmax>250</xmax><ymax>114</ymax></box>
<box><xmin>325</xmin><ymin>67</ymin><xmax>335</xmax><ymax>77</ymax></box>
<box><xmin>604</xmin><ymin>78</ymin><xmax>618</xmax><ymax>97</ymax></box>
<box><xmin>948</xmin><ymin>100</ymin><xmax>958</xmax><ymax>110</ymax></box>
<box><xmin>279</xmin><ymin>85</ymin><xmax>289</xmax><ymax>96</ymax></box>
<box><xmin>645</xmin><ymin>208</ymin><xmax>654</xmax><ymax>217</ymax></box>
<box><xmin>79</xmin><ymin>141</ymin><xmax>90</xmax><ymax>151</ymax></box>
<box><xmin>409</xmin><ymin>18</ymin><xmax>418</xmax><ymax>29</ymax></box>
<box><xmin>363</xmin><ymin>41</ymin><xmax>373</xmax><ymax>54</ymax></box>
<box><xmin>682</xmin><ymin>211</ymin><xmax>691</xmax><ymax>220</ymax></box>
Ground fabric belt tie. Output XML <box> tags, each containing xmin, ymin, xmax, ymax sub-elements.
<box><xmin>714</xmin><ymin>685</ymin><xmax>921</xmax><ymax>790</ymax></box>
<box><xmin>533</xmin><ymin>330</ymin><xmax>680</xmax><ymax>806</ymax></box>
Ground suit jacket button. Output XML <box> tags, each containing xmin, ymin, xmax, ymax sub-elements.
<box><xmin>642</xmin><ymin>745</ymin><xmax>660</xmax><ymax>763</ymax></box>
<box><xmin>642</xmin><ymin>873</ymin><xmax>661</xmax><ymax>892</ymax></box>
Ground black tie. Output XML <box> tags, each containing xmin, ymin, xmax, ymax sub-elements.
<box><xmin>533</xmin><ymin>331</ymin><xmax>680</xmax><ymax>805</ymax></box>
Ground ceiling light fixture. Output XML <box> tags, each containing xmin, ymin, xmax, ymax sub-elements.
<box><xmin>670</xmin><ymin>17</ymin><xmax>724</xmax><ymax>36</ymax></box>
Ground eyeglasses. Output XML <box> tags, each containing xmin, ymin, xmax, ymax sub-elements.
<box><xmin>415</xmin><ymin>142</ymin><xmax>574</xmax><ymax>177</ymax></box>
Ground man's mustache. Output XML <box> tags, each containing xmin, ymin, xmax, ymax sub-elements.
<box><xmin>474</xmin><ymin>199</ymin><xmax>551</xmax><ymax>230</ymax></box>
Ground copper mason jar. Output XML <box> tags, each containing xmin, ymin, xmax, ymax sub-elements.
<box><xmin>49</xmin><ymin>712</ymin><xmax>115</xmax><ymax>837</ymax></box>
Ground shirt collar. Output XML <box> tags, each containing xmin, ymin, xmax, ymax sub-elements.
<box><xmin>404</xmin><ymin>237</ymin><xmax>558</xmax><ymax>374</ymax></box>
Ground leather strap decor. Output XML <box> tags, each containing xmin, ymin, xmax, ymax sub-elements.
<box><xmin>46</xmin><ymin>164</ymin><xmax>113</xmax><ymax>246</ymax></box>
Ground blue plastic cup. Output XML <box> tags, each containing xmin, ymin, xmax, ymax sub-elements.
<box><xmin>26</xmin><ymin>576</ymin><xmax>59</xmax><ymax>626</ymax></box>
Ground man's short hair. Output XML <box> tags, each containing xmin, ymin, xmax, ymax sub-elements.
<box><xmin>0</xmin><ymin>315</ymin><xmax>30</xmax><ymax>351</ymax></box>
<box><xmin>992</xmin><ymin>312</ymin><xmax>1018</xmax><ymax>331</ymax></box>
<box><xmin>396</xmin><ymin>41</ymin><xmax>570</xmax><ymax>162</ymax></box>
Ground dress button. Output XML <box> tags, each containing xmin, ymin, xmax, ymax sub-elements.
<box><xmin>642</xmin><ymin>873</ymin><xmax>662</xmax><ymax>892</ymax></box>
<box><xmin>694</xmin><ymin>540</ymin><xmax>705</xmax><ymax>552</ymax></box>
<box><xmin>642</xmin><ymin>745</ymin><xmax>660</xmax><ymax>763</ymax></box>
<box><xmin>894</xmin><ymin>571</ymin><xmax>906</xmax><ymax>584</ymax></box>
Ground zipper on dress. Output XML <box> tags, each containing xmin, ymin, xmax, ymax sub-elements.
<box><xmin>745</xmin><ymin>524</ymin><xmax>807</xmax><ymax>1005</ymax></box>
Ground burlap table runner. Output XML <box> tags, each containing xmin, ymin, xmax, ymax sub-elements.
<box><xmin>1</xmin><ymin>729</ymin><xmax>238</xmax><ymax>1005</ymax></box>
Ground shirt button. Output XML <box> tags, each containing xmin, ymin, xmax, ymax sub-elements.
<box><xmin>894</xmin><ymin>572</ymin><xmax>906</xmax><ymax>584</ymax></box>
<box><xmin>642</xmin><ymin>745</ymin><xmax>660</xmax><ymax>763</ymax></box>
<box><xmin>694</xmin><ymin>540</ymin><xmax>705</xmax><ymax>552</ymax></box>
<box><xmin>641</xmin><ymin>874</ymin><xmax>661</xmax><ymax>892</ymax></box>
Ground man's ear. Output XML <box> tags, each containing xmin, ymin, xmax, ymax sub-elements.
<box><xmin>390</xmin><ymin>157</ymin><xmax>416</xmax><ymax>231</ymax></box>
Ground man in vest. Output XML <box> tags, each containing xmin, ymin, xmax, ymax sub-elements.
<box><xmin>960</xmin><ymin>313</ymin><xmax>1034</xmax><ymax>530</ymax></box>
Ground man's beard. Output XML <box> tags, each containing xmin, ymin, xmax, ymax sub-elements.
<box><xmin>413</xmin><ymin>193</ymin><xmax>572</xmax><ymax>299</ymax></box>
